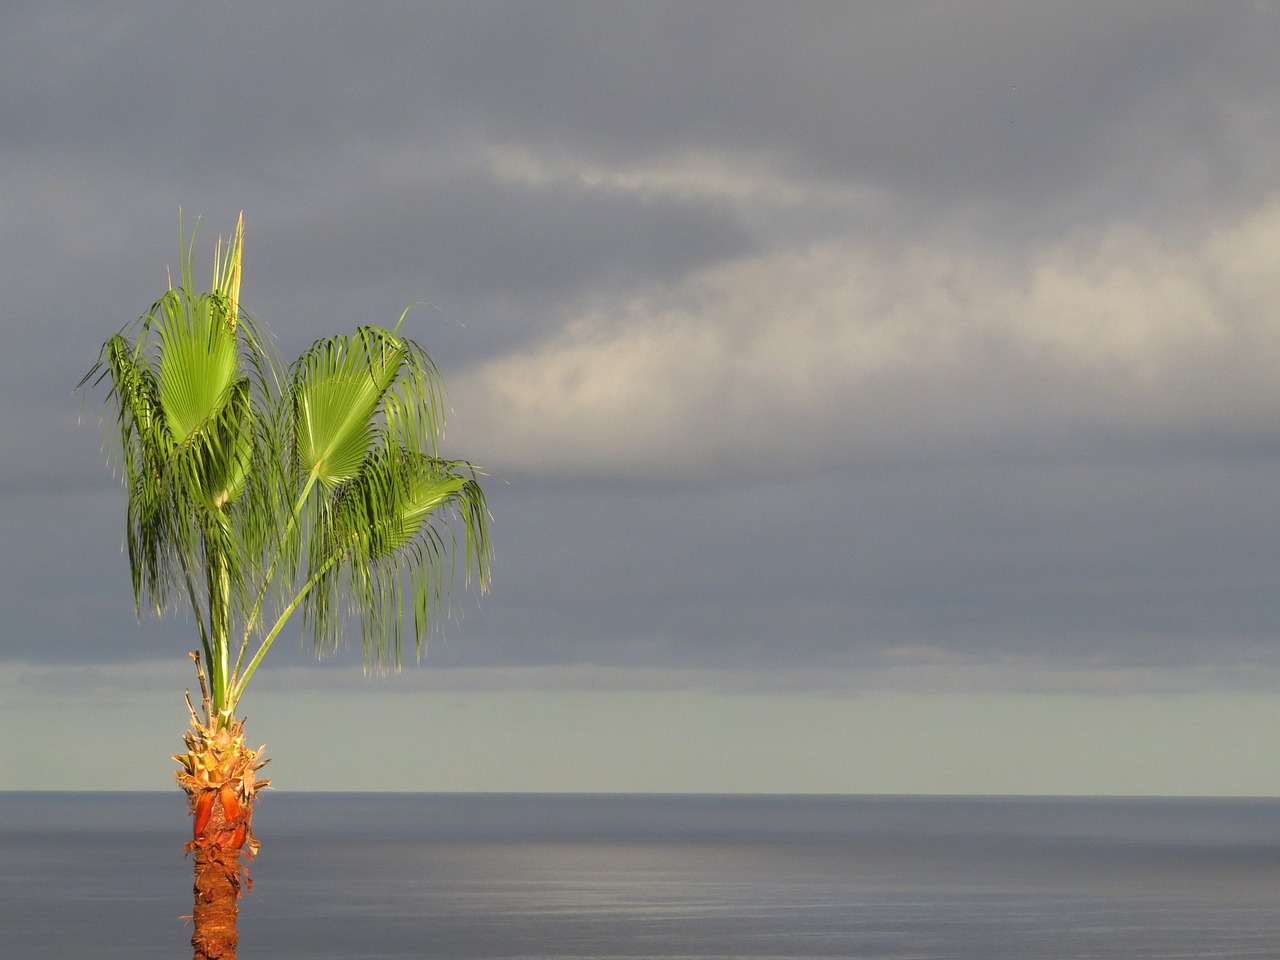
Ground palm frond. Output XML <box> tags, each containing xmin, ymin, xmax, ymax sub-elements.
<box><xmin>154</xmin><ymin>291</ymin><xmax>241</xmax><ymax>445</ymax></box>
<box><xmin>83</xmin><ymin>216</ymin><xmax>492</xmax><ymax>725</ymax></box>
<box><xmin>300</xmin><ymin>446</ymin><xmax>488</xmax><ymax>666</ymax></box>
<box><xmin>290</xmin><ymin>327</ymin><xmax>406</xmax><ymax>488</ymax></box>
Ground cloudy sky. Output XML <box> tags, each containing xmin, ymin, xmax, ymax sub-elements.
<box><xmin>5</xmin><ymin>1</ymin><xmax>1280</xmax><ymax>795</ymax></box>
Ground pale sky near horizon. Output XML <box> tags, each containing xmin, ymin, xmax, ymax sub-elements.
<box><xmin>5</xmin><ymin>1</ymin><xmax>1280</xmax><ymax>795</ymax></box>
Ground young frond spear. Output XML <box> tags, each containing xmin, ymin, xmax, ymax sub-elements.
<box><xmin>80</xmin><ymin>214</ymin><xmax>492</xmax><ymax>960</ymax></box>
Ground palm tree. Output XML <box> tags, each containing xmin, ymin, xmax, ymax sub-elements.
<box><xmin>80</xmin><ymin>215</ymin><xmax>492</xmax><ymax>960</ymax></box>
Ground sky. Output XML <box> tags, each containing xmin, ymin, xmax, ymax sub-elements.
<box><xmin>5</xmin><ymin>1</ymin><xmax>1280</xmax><ymax>795</ymax></box>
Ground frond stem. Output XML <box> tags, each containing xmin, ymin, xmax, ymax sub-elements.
<box><xmin>232</xmin><ymin>473</ymin><xmax>320</xmax><ymax>692</ymax></box>
<box><xmin>225</xmin><ymin>535</ymin><xmax>350</xmax><ymax>709</ymax></box>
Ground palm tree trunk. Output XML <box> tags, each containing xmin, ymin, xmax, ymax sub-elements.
<box><xmin>175</xmin><ymin>663</ymin><xmax>268</xmax><ymax>960</ymax></box>
<box><xmin>188</xmin><ymin>787</ymin><xmax>252</xmax><ymax>960</ymax></box>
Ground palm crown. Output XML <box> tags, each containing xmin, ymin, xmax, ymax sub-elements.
<box><xmin>83</xmin><ymin>215</ymin><xmax>492</xmax><ymax>729</ymax></box>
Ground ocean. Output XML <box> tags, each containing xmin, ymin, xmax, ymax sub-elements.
<box><xmin>3</xmin><ymin>792</ymin><xmax>1280</xmax><ymax>958</ymax></box>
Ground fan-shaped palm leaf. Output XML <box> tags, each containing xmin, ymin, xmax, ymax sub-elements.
<box><xmin>300</xmin><ymin>449</ymin><xmax>489</xmax><ymax>665</ymax></box>
<box><xmin>291</xmin><ymin>327</ymin><xmax>407</xmax><ymax>488</ymax></box>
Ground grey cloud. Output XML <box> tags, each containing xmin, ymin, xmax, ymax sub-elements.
<box><xmin>383</xmin><ymin>3</ymin><xmax>1279</xmax><ymax>229</ymax></box>
<box><xmin>415</xmin><ymin>455</ymin><xmax>1280</xmax><ymax>675</ymax></box>
<box><xmin>248</xmin><ymin>168</ymin><xmax>756</xmax><ymax>356</ymax></box>
<box><xmin>6</xmin><ymin>1</ymin><xmax>1280</xmax><ymax>696</ymax></box>
<box><xmin>8</xmin><ymin>3</ymin><xmax>1273</xmax><ymax>231</ymax></box>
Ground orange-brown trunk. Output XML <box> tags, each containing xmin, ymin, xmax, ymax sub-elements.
<box><xmin>188</xmin><ymin>788</ymin><xmax>254</xmax><ymax>960</ymax></box>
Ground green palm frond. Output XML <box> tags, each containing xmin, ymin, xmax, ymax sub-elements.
<box><xmin>290</xmin><ymin>327</ymin><xmax>408</xmax><ymax>488</ymax></box>
<box><xmin>154</xmin><ymin>291</ymin><xmax>241</xmax><ymax>445</ymax></box>
<box><xmin>83</xmin><ymin>214</ymin><xmax>492</xmax><ymax>727</ymax></box>
<box><xmin>305</xmin><ymin>450</ymin><xmax>490</xmax><ymax>667</ymax></box>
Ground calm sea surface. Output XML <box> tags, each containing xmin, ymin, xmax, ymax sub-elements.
<box><xmin>3</xmin><ymin>792</ymin><xmax>1280</xmax><ymax>959</ymax></box>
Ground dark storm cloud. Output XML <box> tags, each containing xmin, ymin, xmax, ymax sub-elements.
<box><xmin>248</xmin><ymin>168</ymin><xmax>755</xmax><ymax>356</ymax></box>
<box><xmin>426</xmin><ymin>455</ymin><xmax>1280</xmax><ymax>675</ymax></box>
<box><xmin>8</xmin><ymin>3</ymin><xmax>1274</xmax><ymax>233</ymax></box>
<box><xmin>4</xmin><ymin>1</ymin><xmax>1280</xmax><ymax>690</ymax></box>
<box><xmin>356</xmin><ymin>2</ymin><xmax>1280</xmax><ymax>228</ymax></box>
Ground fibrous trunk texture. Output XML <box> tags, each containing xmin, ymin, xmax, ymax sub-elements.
<box><xmin>189</xmin><ymin>789</ymin><xmax>247</xmax><ymax>960</ymax></box>
<box><xmin>176</xmin><ymin>707</ymin><xmax>270</xmax><ymax>960</ymax></box>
